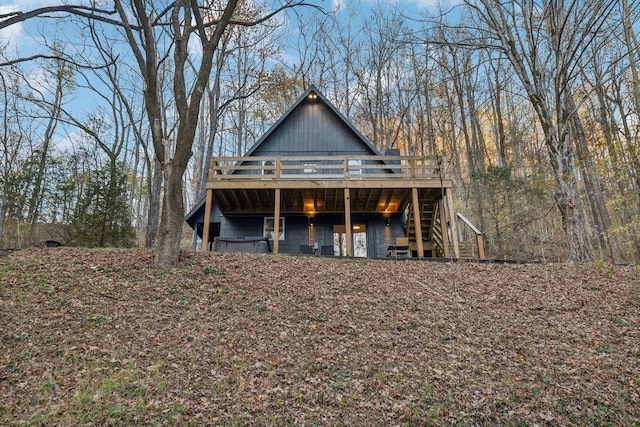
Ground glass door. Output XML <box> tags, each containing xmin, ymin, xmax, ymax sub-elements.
<box><xmin>332</xmin><ymin>224</ymin><xmax>367</xmax><ymax>257</ymax></box>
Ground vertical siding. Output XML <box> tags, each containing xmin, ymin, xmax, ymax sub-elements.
<box><xmin>252</xmin><ymin>101</ymin><xmax>374</xmax><ymax>156</ymax></box>
<box><xmin>221</xmin><ymin>216</ymin><xmax>263</xmax><ymax>238</ymax></box>
<box><xmin>277</xmin><ymin>215</ymin><xmax>311</xmax><ymax>254</ymax></box>
<box><xmin>210</xmin><ymin>205</ymin><xmax>407</xmax><ymax>258</ymax></box>
<box><xmin>217</xmin><ymin>214</ymin><xmax>310</xmax><ymax>255</ymax></box>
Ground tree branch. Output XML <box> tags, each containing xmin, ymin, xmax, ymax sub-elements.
<box><xmin>1</xmin><ymin>5</ymin><xmax>117</xmax><ymax>29</ymax></box>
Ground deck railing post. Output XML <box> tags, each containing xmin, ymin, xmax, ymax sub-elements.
<box><xmin>210</xmin><ymin>158</ymin><xmax>217</xmax><ymax>177</ymax></box>
<box><xmin>477</xmin><ymin>234</ymin><xmax>485</xmax><ymax>259</ymax></box>
<box><xmin>344</xmin><ymin>188</ymin><xmax>352</xmax><ymax>256</ymax></box>
<box><xmin>437</xmin><ymin>156</ymin><xmax>448</xmax><ymax>177</ymax></box>
<box><xmin>273</xmin><ymin>188</ymin><xmax>281</xmax><ymax>254</ymax></box>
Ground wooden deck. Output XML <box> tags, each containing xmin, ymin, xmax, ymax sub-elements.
<box><xmin>202</xmin><ymin>155</ymin><xmax>461</xmax><ymax>258</ymax></box>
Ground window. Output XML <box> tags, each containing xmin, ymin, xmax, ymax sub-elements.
<box><xmin>303</xmin><ymin>163</ymin><xmax>318</xmax><ymax>174</ymax></box>
<box><xmin>264</xmin><ymin>217</ymin><xmax>285</xmax><ymax>240</ymax></box>
<box><xmin>348</xmin><ymin>159</ymin><xmax>362</xmax><ymax>175</ymax></box>
<box><xmin>263</xmin><ymin>160</ymin><xmax>274</xmax><ymax>175</ymax></box>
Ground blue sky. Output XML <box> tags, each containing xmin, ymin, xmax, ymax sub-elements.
<box><xmin>0</xmin><ymin>0</ymin><xmax>457</xmax><ymax>54</ymax></box>
<box><xmin>0</xmin><ymin>0</ymin><xmax>459</xmax><ymax>153</ymax></box>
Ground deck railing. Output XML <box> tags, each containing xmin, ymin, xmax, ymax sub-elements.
<box><xmin>208</xmin><ymin>155</ymin><xmax>448</xmax><ymax>181</ymax></box>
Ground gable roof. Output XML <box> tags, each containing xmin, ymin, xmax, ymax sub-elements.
<box><xmin>242</xmin><ymin>85</ymin><xmax>382</xmax><ymax>157</ymax></box>
<box><xmin>185</xmin><ymin>196</ymin><xmax>206</xmax><ymax>228</ymax></box>
<box><xmin>186</xmin><ymin>85</ymin><xmax>388</xmax><ymax>224</ymax></box>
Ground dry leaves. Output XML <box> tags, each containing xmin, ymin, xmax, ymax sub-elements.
<box><xmin>1</xmin><ymin>248</ymin><xmax>639</xmax><ymax>425</ymax></box>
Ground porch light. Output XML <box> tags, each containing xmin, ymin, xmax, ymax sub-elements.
<box><xmin>308</xmin><ymin>92</ymin><xmax>318</xmax><ymax>99</ymax></box>
<box><xmin>353</xmin><ymin>225</ymin><xmax>361</xmax><ymax>230</ymax></box>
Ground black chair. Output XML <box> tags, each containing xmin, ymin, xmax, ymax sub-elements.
<box><xmin>300</xmin><ymin>245</ymin><xmax>314</xmax><ymax>255</ymax></box>
<box><xmin>320</xmin><ymin>245</ymin><xmax>334</xmax><ymax>256</ymax></box>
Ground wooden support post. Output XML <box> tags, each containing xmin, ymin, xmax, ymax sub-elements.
<box><xmin>201</xmin><ymin>188</ymin><xmax>213</xmax><ymax>252</ymax></box>
<box><xmin>438</xmin><ymin>198</ymin><xmax>450</xmax><ymax>258</ymax></box>
<box><xmin>445</xmin><ymin>189</ymin><xmax>460</xmax><ymax>258</ymax></box>
<box><xmin>344</xmin><ymin>188</ymin><xmax>352</xmax><ymax>257</ymax></box>
<box><xmin>477</xmin><ymin>234</ymin><xmax>486</xmax><ymax>259</ymax></box>
<box><xmin>273</xmin><ymin>188</ymin><xmax>281</xmax><ymax>254</ymax></box>
<box><xmin>411</xmin><ymin>188</ymin><xmax>424</xmax><ymax>258</ymax></box>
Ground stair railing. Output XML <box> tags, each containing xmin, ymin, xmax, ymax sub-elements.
<box><xmin>456</xmin><ymin>213</ymin><xmax>485</xmax><ymax>259</ymax></box>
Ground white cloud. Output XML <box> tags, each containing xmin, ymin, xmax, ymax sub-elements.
<box><xmin>333</xmin><ymin>0</ymin><xmax>461</xmax><ymax>11</ymax></box>
<box><xmin>54</xmin><ymin>130</ymin><xmax>80</xmax><ymax>153</ymax></box>
<box><xmin>25</xmin><ymin>66</ymin><xmax>51</xmax><ymax>94</ymax></box>
<box><xmin>0</xmin><ymin>0</ymin><xmax>79</xmax><ymax>55</ymax></box>
<box><xmin>332</xmin><ymin>0</ymin><xmax>347</xmax><ymax>12</ymax></box>
<box><xmin>0</xmin><ymin>5</ymin><xmax>26</xmax><ymax>53</ymax></box>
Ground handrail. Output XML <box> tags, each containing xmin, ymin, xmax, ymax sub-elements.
<box><xmin>208</xmin><ymin>155</ymin><xmax>448</xmax><ymax>181</ymax></box>
<box><xmin>456</xmin><ymin>213</ymin><xmax>485</xmax><ymax>259</ymax></box>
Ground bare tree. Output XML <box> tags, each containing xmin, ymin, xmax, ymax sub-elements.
<box><xmin>15</xmin><ymin>56</ymin><xmax>74</xmax><ymax>243</ymax></box>
<box><xmin>0</xmin><ymin>70</ymin><xmax>18</xmax><ymax>243</ymax></box>
<box><xmin>121</xmin><ymin>1</ymin><xmax>314</xmax><ymax>267</ymax></box>
<box><xmin>462</xmin><ymin>0</ymin><xmax>624</xmax><ymax>261</ymax></box>
<box><xmin>3</xmin><ymin>0</ymin><xmax>310</xmax><ymax>267</ymax></box>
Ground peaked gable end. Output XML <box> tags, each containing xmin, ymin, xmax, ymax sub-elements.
<box><xmin>245</xmin><ymin>86</ymin><xmax>381</xmax><ymax>157</ymax></box>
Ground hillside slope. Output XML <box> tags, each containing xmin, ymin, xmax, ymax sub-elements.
<box><xmin>1</xmin><ymin>248</ymin><xmax>639</xmax><ymax>426</ymax></box>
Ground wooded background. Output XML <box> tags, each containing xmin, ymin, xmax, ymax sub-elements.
<box><xmin>1</xmin><ymin>0</ymin><xmax>639</xmax><ymax>264</ymax></box>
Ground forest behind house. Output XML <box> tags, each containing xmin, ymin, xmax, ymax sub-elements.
<box><xmin>1</xmin><ymin>1</ymin><xmax>639</xmax><ymax>264</ymax></box>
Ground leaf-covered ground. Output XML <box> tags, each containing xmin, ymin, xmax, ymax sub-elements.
<box><xmin>1</xmin><ymin>248</ymin><xmax>639</xmax><ymax>426</ymax></box>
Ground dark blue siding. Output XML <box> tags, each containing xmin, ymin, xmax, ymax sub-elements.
<box><xmin>214</xmin><ymin>212</ymin><xmax>404</xmax><ymax>257</ymax></box>
<box><xmin>252</xmin><ymin>101</ymin><xmax>373</xmax><ymax>156</ymax></box>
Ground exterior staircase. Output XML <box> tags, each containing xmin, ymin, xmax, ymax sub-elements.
<box><xmin>406</xmin><ymin>198</ymin><xmax>437</xmax><ymax>256</ymax></box>
<box><xmin>406</xmin><ymin>198</ymin><xmax>483</xmax><ymax>259</ymax></box>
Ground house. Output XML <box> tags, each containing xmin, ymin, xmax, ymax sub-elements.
<box><xmin>186</xmin><ymin>86</ymin><xmax>484</xmax><ymax>259</ymax></box>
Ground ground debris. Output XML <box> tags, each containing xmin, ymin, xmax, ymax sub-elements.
<box><xmin>1</xmin><ymin>248</ymin><xmax>639</xmax><ymax>425</ymax></box>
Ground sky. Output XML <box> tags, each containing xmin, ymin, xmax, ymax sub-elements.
<box><xmin>0</xmin><ymin>0</ymin><xmax>456</xmax><ymax>53</ymax></box>
<box><xmin>0</xmin><ymin>0</ymin><xmax>459</xmax><ymax>154</ymax></box>
<box><xmin>332</xmin><ymin>0</ymin><xmax>453</xmax><ymax>12</ymax></box>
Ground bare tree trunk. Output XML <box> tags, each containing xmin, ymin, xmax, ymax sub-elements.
<box><xmin>450</xmin><ymin>50</ymin><xmax>475</xmax><ymax>176</ymax></box>
<box><xmin>27</xmin><ymin>61</ymin><xmax>66</xmax><ymax>243</ymax></box>
<box><xmin>196</xmin><ymin>55</ymin><xmax>224</xmax><ymax>199</ymax></box>
<box><xmin>145</xmin><ymin>157</ymin><xmax>162</xmax><ymax>248</ymax></box>
<box><xmin>489</xmin><ymin>59</ymin><xmax>508</xmax><ymax>168</ymax></box>
<box><xmin>621</xmin><ymin>0</ymin><xmax>640</xmax><ymax>191</ymax></box>
<box><xmin>546</xmin><ymin>101</ymin><xmax>593</xmax><ymax>262</ymax></box>
<box><xmin>423</xmin><ymin>77</ymin><xmax>437</xmax><ymax>158</ymax></box>
<box><xmin>566</xmin><ymin>94</ymin><xmax>623</xmax><ymax>262</ymax></box>
<box><xmin>0</xmin><ymin>73</ymin><xmax>11</xmax><ymax>243</ymax></box>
